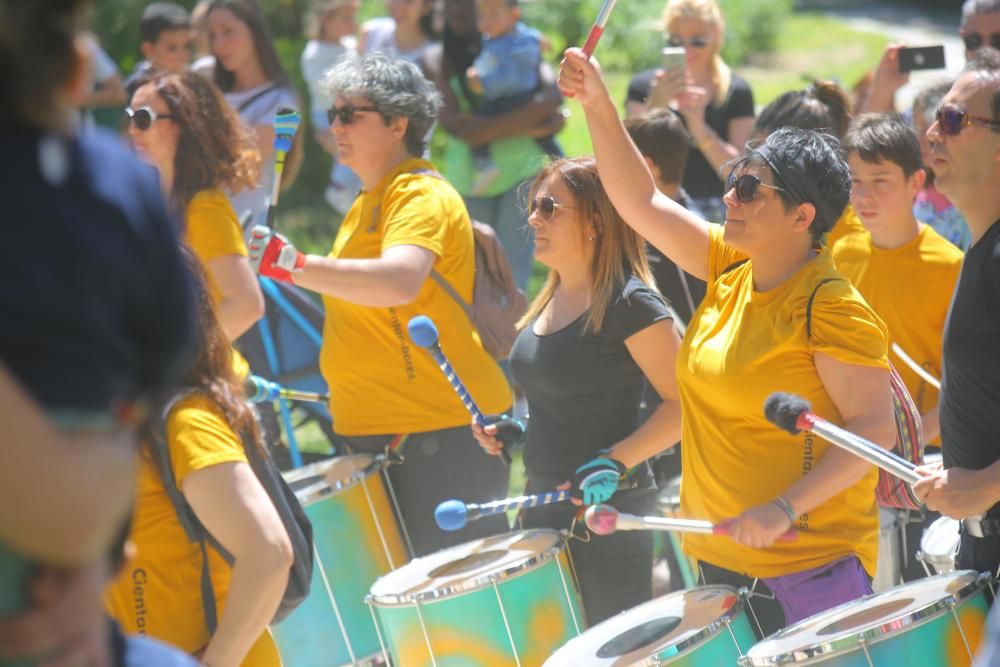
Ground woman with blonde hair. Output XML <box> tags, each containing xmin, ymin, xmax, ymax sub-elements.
<box><xmin>472</xmin><ymin>156</ymin><xmax>683</xmax><ymax>624</ymax></box>
<box><xmin>626</xmin><ymin>0</ymin><xmax>755</xmax><ymax>222</ymax></box>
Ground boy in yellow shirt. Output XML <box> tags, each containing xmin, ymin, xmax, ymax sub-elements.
<box><xmin>833</xmin><ymin>113</ymin><xmax>963</xmax><ymax>446</ymax></box>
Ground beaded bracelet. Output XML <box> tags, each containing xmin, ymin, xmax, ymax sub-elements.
<box><xmin>771</xmin><ymin>495</ymin><xmax>798</xmax><ymax>524</ymax></box>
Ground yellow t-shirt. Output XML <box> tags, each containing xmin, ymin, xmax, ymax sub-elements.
<box><xmin>320</xmin><ymin>157</ymin><xmax>511</xmax><ymax>435</ymax></box>
<box><xmin>104</xmin><ymin>394</ymin><xmax>280</xmax><ymax>666</ymax></box>
<box><xmin>825</xmin><ymin>204</ymin><xmax>866</xmax><ymax>247</ymax></box>
<box><xmin>184</xmin><ymin>188</ymin><xmax>252</xmax><ymax>378</ymax></box>
<box><xmin>832</xmin><ymin>223</ymin><xmax>962</xmax><ymax>446</ymax></box>
<box><xmin>677</xmin><ymin>224</ymin><xmax>888</xmax><ymax>578</ymax></box>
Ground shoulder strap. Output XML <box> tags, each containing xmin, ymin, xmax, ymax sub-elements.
<box><xmin>805</xmin><ymin>278</ymin><xmax>843</xmax><ymax>339</ymax></box>
<box><xmin>237</xmin><ymin>83</ymin><xmax>280</xmax><ymax>114</ymax></box>
<box><xmin>149</xmin><ymin>389</ymin><xmax>228</xmax><ymax>636</ymax></box>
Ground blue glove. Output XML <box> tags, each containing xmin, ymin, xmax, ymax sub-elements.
<box><xmin>571</xmin><ymin>455</ymin><xmax>627</xmax><ymax>505</ymax></box>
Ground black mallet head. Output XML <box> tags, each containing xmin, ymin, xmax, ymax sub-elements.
<box><xmin>764</xmin><ymin>393</ymin><xmax>812</xmax><ymax>434</ymax></box>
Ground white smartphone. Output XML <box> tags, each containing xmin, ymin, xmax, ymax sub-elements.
<box><xmin>661</xmin><ymin>46</ymin><xmax>686</xmax><ymax>72</ymax></box>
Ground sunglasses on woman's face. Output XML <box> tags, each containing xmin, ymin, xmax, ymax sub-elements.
<box><xmin>529</xmin><ymin>195</ymin><xmax>577</xmax><ymax>221</ymax></box>
<box><xmin>123</xmin><ymin>106</ymin><xmax>173</xmax><ymax>131</ymax></box>
<box><xmin>935</xmin><ymin>105</ymin><xmax>1000</xmax><ymax>136</ymax></box>
<box><xmin>963</xmin><ymin>31</ymin><xmax>1000</xmax><ymax>52</ymax></box>
<box><xmin>666</xmin><ymin>35</ymin><xmax>709</xmax><ymax>49</ymax></box>
<box><xmin>327</xmin><ymin>104</ymin><xmax>380</xmax><ymax>126</ymax></box>
<box><xmin>725</xmin><ymin>172</ymin><xmax>786</xmax><ymax>203</ymax></box>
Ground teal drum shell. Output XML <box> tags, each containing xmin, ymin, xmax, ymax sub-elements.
<box><xmin>740</xmin><ymin>571</ymin><xmax>991</xmax><ymax>667</ymax></box>
<box><xmin>368</xmin><ymin>530</ymin><xmax>585</xmax><ymax>667</ymax></box>
<box><xmin>271</xmin><ymin>455</ymin><xmax>409</xmax><ymax>667</ymax></box>
<box><xmin>544</xmin><ymin>585</ymin><xmax>756</xmax><ymax>666</ymax></box>
<box><xmin>0</xmin><ymin>544</ymin><xmax>32</xmax><ymax>667</ymax></box>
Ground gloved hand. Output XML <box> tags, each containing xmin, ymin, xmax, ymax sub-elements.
<box><xmin>571</xmin><ymin>454</ymin><xmax>627</xmax><ymax>506</ymax></box>
<box><xmin>248</xmin><ymin>225</ymin><xmax>305</xmax><ymax>283</ymax></box>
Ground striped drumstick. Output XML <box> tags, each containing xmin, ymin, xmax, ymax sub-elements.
<box><xmin>435</xmin><ymin>490</ymin><xmax>570</xmax><ymax>531</ymax></box>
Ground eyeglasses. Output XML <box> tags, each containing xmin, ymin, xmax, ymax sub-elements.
<box><xmin>935</xmin><ymin>105</ymin><xmax>1000</xmax><ymax>136</ymax></box>
<box><xmin>123</xmin><ymin>106</ymin><xmax>173</xmax><ymax>131</ymax></box>
<box><xmin>529</xmin><ymin>195</ymin><xmax>577</xmax><ymax>221</ymax></box>
<box><xmin>962</xmin><ymin>31</ymin><xmax>1000</xmax><ymax>52</ymax></box>
<box><xmin>725</xmin><ymin>172</ymin><xmax>786</xmax><ymax>203</ymax></box>
<box><xmin>327</xmin><ymin>104</ymin><xmax>380</xmax><ymax>126</ymax></box>
<box><xmin>665</xmin><ymin>35</ymin><xmax>709</xmax><ymax>49</ymax></box>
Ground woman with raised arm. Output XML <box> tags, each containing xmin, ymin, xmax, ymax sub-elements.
<box><xmin>558</xmin><ymin>49</ymin><xmax>896</xmax><ymax>637</ymax></box>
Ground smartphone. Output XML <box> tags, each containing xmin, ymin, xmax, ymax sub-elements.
<box><xmin>898</xmin><ymin>45</ymin><xmax>946</xmax><ymax>73</ymax></box>
<box><xmin>661</xmin><ymin>46</ymin><xmax>686</xmax><ymax>73</ymax></box>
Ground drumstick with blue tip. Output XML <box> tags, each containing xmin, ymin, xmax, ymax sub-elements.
<box><xmin>267</xmin><ymin>107</ymin><xmax>301</xmax><ymax>230</ymax></box>
<box><xmin>407</xmin><ymin>315</ymin><xmax>524</xmax><ymax>465</ymax></box>
<box><xmin>585</xmin><ymin>505</ymin><xmax>799</xmax><ymax>541</ymax></box>
<box><xmin>435</xmin><ymin>490</ymin><xmax>570</xmax><ymax>531</ymax></box>
<box><xmin>244</xmin><ymin>375</ymin><xmax>329</xmax><ymax>404</ymax></box>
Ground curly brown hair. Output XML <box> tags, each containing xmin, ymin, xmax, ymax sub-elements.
<box><xmin>147</xmin><ymin>70</ymin><xmax>260</xmax><ymax>212</ymax></box>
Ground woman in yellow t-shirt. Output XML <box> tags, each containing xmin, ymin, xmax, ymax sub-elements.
<box><xmin>560</xmin><ymin>51</ymin><xmax>896</xmax><ymax>637</ymax></box>
<box><xmin>105</xmin><ymin>258</ymin><xmax>292</xmax><ymax>666</ymax></box>
<box><xmin>128</xmin><ymin>70</ymin><xmax>264</xmax><ymax>341</ymax></box>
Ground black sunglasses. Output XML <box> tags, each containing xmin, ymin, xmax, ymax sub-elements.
<box><xmin>529</xmin><ymin>195</ymin><xmax>577</xmax><ymax>221</ymax></box>
<box><xmin>327</xmin><ymin>104</ymin><xmax>380</xmax><ymax>126</ymax></box>
<box><xmin>935</xmin><ymin>105</ymin><xmax>1000</xmax><ymax>136</ymax></box>
<box><xmin>725</xmin><ymin>172</ymin><xmax>786</xmax><ymax>203</ymax></box>
<box><xmin>963</xmin><ymin>31</ymin><xmax>1000</xmax><ymax>52</ymax></box>
<box><xmin>123</xmin><ymin>106</ymin><xmax>173</xmax><ymax>131</ymax></box>
<box><xmin>666</xmin><ymin>35</ymin><xmax>709</xmax><ymax>49</ymax></box>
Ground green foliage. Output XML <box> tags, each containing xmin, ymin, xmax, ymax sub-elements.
<box><xmin>717</xmin><ymin>0</ymin><xmax>794</xmax><ymax>67</ymax></box>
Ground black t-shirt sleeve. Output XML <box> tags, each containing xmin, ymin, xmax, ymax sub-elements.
<box><xmin>727</xmin><ymin>76</ymin><xmax>755</xmax><ymax>119</ymax></box>
<box><xmin>626</xmin><ymin>69</ymin><xmax>656</xmax><ymax>105</ymax></box>
<box><xmin>600</xmin><ymin>281</ymin><xmax>672</xmax><ymax>342</ymax></box>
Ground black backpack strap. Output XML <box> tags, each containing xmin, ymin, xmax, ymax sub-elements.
<box><xmin>236</xmin><ymin>83</ymin><xmax>280</xmax><ymax>115</ymax></box>
<box><xmin>805</xmin><ymin>278</ymin><xmax>843</xmax><ymax>339</ymax></box>
<box><xmin>149</xmin><ymin>389</ymin><xmax>225</xmax><ymax>635</ymax></box>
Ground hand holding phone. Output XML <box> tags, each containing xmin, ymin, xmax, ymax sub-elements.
<box><xmin>648</xmin><ymin>47</ymin><xmax>686</xmax><ymax>109</ymax></box>
<box><xmin>898</xmin><ymin>45</ymin><xmax>946</xmax><ymax>72</ymax></box>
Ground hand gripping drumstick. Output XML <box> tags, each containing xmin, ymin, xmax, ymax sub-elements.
<box><xmin>581</xmin><ymin>0</ymin><xmax>619</xmax><ymax>57</ymax></box>
<box><xmin>584</xmin><ymin>505</ymin><xmax>799</xmax><ymax>541</ymax></box>
<box><xmin>436</xmin><ymin>490</ymin><xmax>570</xmax><ymax>531</ymax></box>
<box><xmin>408</xmin><ymin>316</ymin><xmax>525</xmax><ymax>465</ymax></box>
<box><xmin>245</xmin><ymin>375</ymin><xmax>329</xmax><ymax>405</ymax></box>
<box><xmin>764</xmin><ymin>392</ymin><xmax>922</xmax><ymax>485</ymax></box>
<box><xmin>267</xmin><ymin>107</ymin><xmax>301</xmax><ymax>230</ymax></box>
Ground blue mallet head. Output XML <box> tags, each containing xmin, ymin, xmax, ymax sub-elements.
<box><xmin>434</xmin><ymin>499</ymin><xmax>468</xmax><ymax>531</ymax></box>
<box><xmin>408</xmin><ymin>315</ymin><xmax>440</xmax><ymax>349</ymax></box>
<box><xmin>273</xmin><ymin>107</ymin><xmax>301</xmax><ymax>153</ymax></box>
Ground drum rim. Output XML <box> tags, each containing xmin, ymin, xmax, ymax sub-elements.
<box><xmin>740</xmin><ymin>570</ymin><xmax>989</xmax><ymax>666</ymax></box>
<box><xmin>281</xmin><ymin>453</ymin><xmax>377</xmax><ymax>500</ymax></box>
<box><xmin>367</xmin><ymin>529</ymin><xmax>567</xmax><ymax>605</ymax></box>
<box><xmin>546</xmin><ymin>585</ymin><xmax>747</xmax><ymax>664</ymax></box>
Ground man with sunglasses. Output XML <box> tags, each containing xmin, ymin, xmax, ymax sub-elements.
<box><xmin>913</xmin><ymin>49</ymin><xmax>1000</xmax><ymax>583</ymax></box>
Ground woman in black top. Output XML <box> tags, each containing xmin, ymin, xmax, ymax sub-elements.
<box><xmin>472</xmin><ymin>157</ymin><xmax>682</xmax><ymax>624</ymax></box>
<box><xmin>625</xmin><ymin>0</ymin><xmax>755</xmax><ymax>223</ymax></box>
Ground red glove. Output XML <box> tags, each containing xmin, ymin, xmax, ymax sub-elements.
<box><xmin>248</xmin><ymin>226</ymin><xmax>305</xmax><ymax>283</ymax></box>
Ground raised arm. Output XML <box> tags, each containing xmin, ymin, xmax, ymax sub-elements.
<box><xmin>558</xmin><ymin>48</ymin><xmax>711</xmax><ymax>280</ymax></box>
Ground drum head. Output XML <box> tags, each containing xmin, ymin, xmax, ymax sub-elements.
<box><xmin>545</xmin><ymin>586</ymin><xmax>744</xmax><ymax>666</ymax></box>
<box><xmin>743</xmin><ymin>571</ymin><xmax>986</xmax><ymax>665</ymax></box>
<box><xmin>368</xmin><ymin>530</ymin><xmax>564</xmax><ymax>605</ymax></box>
<box><xmin>281</xmin><ymin>453</ymin><xmax>375</xmax><ymax>500</ymax></box>
<box><xmin>921</xmin><ymin>516</ymin><xmax>961</xmax><ymax>560</ymax></box>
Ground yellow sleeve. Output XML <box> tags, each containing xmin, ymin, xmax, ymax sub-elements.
<box><xmin>379</xmin><ymin>177</ymin><xmax>448</xmax><ymax>258</ymax></box>
<box><xmin>186</xmin><ymin>191</ymin><xmax>249</xmax><ymax>263</ymax></box>
<box><xmin>707</xmin><ymin>223</ymin><xmax>748</xmax><ymax>282</ymax></box>
<box><xmin>165</xmin><ymin>395</ymin><xmax>248</xmax><ymax>486</ymax></box>
<box><xmin>808</xmin><ymin>281</ymin><xmax>889</xmax><ymax>369</ymax></box>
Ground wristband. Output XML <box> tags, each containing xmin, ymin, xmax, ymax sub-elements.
<box><xmin>771</xmin><ymin>495</ymin><xmax>797</xmax><ymax>524</ymax></box>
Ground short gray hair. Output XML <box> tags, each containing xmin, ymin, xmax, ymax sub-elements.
<box><xmin>963</xmin><ymin>0</ymin><xmax>1000</xmax><ymax>25</ymax></box>
<box><xmin>323</xmin><ymin>52</ymin><xmax>443</xmax><ymax>156</ymax></box>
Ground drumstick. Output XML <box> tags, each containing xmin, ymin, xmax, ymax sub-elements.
<box><xmin>267</xmin><ymin>107</ymin><xmax>301</xmax><ymax>230</ymax></box>
<box><xmin>764</xmin><ymin>392</ymin><xmax>921</xmax><ymax>485</ymax></box>
<box><xmin>581</xmin><ymin>0</ymin><xmax>618</xmax><ymax>57</ymax></box>
<box><xmin>435</xmin><ymin>490</ymin><xmax>570</xmax><ymax>531</ymax></box>
<box><xmin>584</xmin><ymin>505</ymin><xmax>798</xmax><ymax>541</ymax></box>
<box><xmin>245</xmin><ymin>375</ymin><xmax>329</xmax><ymax>404</ymax></box>
<box><xmin>891</xmin><ymin>343</ymin><xmax>942</xmax><ymax>390</ymax></box>
<box><xmin>408</xmin><ymin>316</ymin><xmax>525</xmax><ymax>465</ymax></box>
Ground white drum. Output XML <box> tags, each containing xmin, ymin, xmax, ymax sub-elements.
<box><xmin>917</xmin><ymin>516</ymin><xmax>961</xmax><ymax>576</ymax></box>
<box><xmin>873</xmin><ymin>508</ymin><xmax>901</xmax><ymax>592</ymax></box>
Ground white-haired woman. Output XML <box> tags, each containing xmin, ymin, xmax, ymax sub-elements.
<box><xmin>248</xmin><ymin>53</ymin><xmax>512</xmax><ymax>558</ymax></box>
